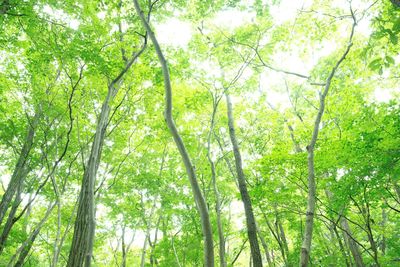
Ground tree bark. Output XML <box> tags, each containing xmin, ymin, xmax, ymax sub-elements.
<box><xmin>340</xmin><ymin>218</ymin><xmax>364</xmax><ymax>267</ymax></box>
<box><xmin>300</xmin><ymin>13</ymin><xmax>356</xmax><ymax>266</ymax></box>
<box><xmin>0</xmin><ymin>111</ymin><xmax>40</xmax><ymax>226</ymax></box>
<box><xmin>225</xmin><ymin>92</ymin><xmax>263</xmax><ymax>267</ymax></box>
<box><xmin>256</xmin><ymin>222</ymin><xmax>274</xmax><ymax>267</ymax></box>
<box><xmin>207</xmin><ymin>95</ymin><xmax>226</xmax><ymax>267</ymax></box>
<box><xmin>390</xmin><ymin>0</ymin><xmax>400</xmax><ymax>7</ymax></box>
<box><xmin>133</xmin><ymin>1</ymin><xmax>214</xmax><ymax>266</ymax></box>
<box><xmin>264</xmin><ymin>213</ymin><xmax>287</xmax><ymax>265</ymax></box>
<box><xmin>66</xmin><ymin>20</ymin><xmax>146</xmax><ymax>265</ymax></box>
<box><xmin>324</xmin><ymin>189</ymin><xmax>353</xmax><ymax>267</ymax></box>
<box><xmin>332</xmin><ymin>224</ymin><xmax>351</xmax><ymax>267</ymax></box>
<box><xmin>8</xmin><ymin>202</ymin><xmax>56</xmax><ymax>267</ymax></box>
<box><xmin>0</xmin><ymin>181</ymin><xmax>22</xmax><ymax>254</ymax></box>
<box><xmin>140</xmin><ymin>235</ymin><xmax>148</xmax><ymax>267</ymax></box>
<box><xmin>66</xmin><ymin>88</ymin><xmax>112</xmax><ymax>267</ymax></box>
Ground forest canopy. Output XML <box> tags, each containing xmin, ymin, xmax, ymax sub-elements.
<box><xmin>0</xmin><ymin>0</ymin><xmax>399</xmax><ymax>266</ymax></box>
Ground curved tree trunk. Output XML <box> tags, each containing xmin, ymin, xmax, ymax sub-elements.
<box><xmin>300</xmin><ymin>14</ymin><xmax>356</xmax><ymax>266</ymax></box>
<box><xmin>133</xmin><ymin>1</ymin><xmax>214</xmax><ymax>266</ymax></box>
<box><xmin>225</xmin><ymin>93</ymin><xmax>263</xmax><ymax>267</ymax></box>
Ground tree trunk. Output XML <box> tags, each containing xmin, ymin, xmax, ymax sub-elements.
<box><xmin>0</xmin><ymin>112</ymin><xmax>40</xmax><ymax>226</ymax></box>
<box><xmin>66</xmin><ymin>25</ymin><xmax>146</xmax><ymax>266</ymax></box>
<box><xmin>275</xmin><ymin>208</ymin><xmax>289</xmax><ymax>265</ymax></box>
<box><xmin>171</xmin><ymin>230</ymin><xmax>182</xmax><ymax>267</ymax></box>
<box><xmin>133</xmin><ymin>2</ymin><xmax>214</xmax><ymax>266</ymax></box>
<box><xmin>390</xmin><ymin>0</ymin><xmax>400</xmax><ymax>8</ymax></box>
<box><xmin>66</xmin><ymin>88</ymin><xmax>112</xmax><ymax>267</ymax></box>
<box><xmin>264</xmin><ymin>213</ymin><xmax>287</xmax><ymax>265</ymax></box>
<box><xmin>0</xmin><ymin>179</ymin><xmax>23</xmax><ymax>254</ymax></box>
<box><xmin>380</xmin><ymin>206</ymin><xmax>387</xmax><ymax>255</ymax></box>
<box><xmin>332</xmin><ymin>224</ymin><xmax>351</xmax><ymax>267</ymax></box>
<box><xmin>340</xmin><ymin>218</ymin><xmax>364</xmax><ymax>267</ymax></box>
<box><xmin>300</xmin><ymin>16</ymin><xmax>355</xmax><ymax>266</ymax></box>
<box><xmin>150</xmin><ymin>215</ymin><xmax>161</xmax><ymax>266</ymax></box>
<box><xmin>207</xmin><ymin>96</ymin><xmax>226</xmax><ymax>267</ymax></box>
<box><xmin>256</xmin><ymin>222</ymin><xmax>274</xmax><ymax>267</ymax></box>
<box><xmin>8</xmin><ymin>202</ymin><xmax>56</xmax><ymax>267</ymax></box>
<box><xmin>325</xmin><ymin>189</ymin><xmax>352</xmax><ymax>267</ymax></box>
<box><xmin>225</xmin><ymin>92</ymin><xmax>263</xmax><ymax>267</ymax></box>
<box><xmin>140</xmin><ymin>235</ymin><xmax>148</xmax><ymax>267</ymax></box>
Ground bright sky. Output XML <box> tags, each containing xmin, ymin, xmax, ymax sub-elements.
<box><xmin>154</xmin><ymin>0</ymin><xmax>393</xmax><ymax>109</ymax></box>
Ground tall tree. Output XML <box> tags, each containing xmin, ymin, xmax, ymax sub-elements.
<box><xmin>300</xmin><ymin>7</ymin><xmax>357</xmax><ymax>267</ymax></box>
<box><xmin>133</xmin><ymin>1</ymin><xmax>214</xmax><ymax>266</ymax></box>
<box><xmin>225</xmin><ymin>92</ymin><xmax>263</xmax><ymax>266</ymax></box>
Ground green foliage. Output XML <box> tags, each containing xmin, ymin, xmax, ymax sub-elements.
<box><xmin>0</xmin><ymin>0</ymin><xmax>399</xmax><ymax>266</ymax></box>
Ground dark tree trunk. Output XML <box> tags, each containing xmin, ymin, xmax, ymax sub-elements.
<box><xmin>0</xmin><ymin>181</ymin><xmax>22</xmax><ymax>254</ymax></box>
<box><xmin>0</xmin><ymin>112</ymin><xmax>40</xmax><ymax>226</ymax></box>
<box><xmin>390</xmin><ymin>0</ymin><xmax>400</xmax><ymax>7</ymax></box>
<box><xmin>225</xmin><ymin>93</ymin><xmax>263</xmax><ymax>267</ymax></box>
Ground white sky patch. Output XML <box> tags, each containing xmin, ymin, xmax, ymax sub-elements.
<box><xmin>69</xmin><ymin>19</ymin><xmax>80</xmax><ymax>30</ymax></box>
<box><xmin>374</xmin><ymin>88</ymin><xmax>393</xmax><ymax>103</ymax></box>
<box><xmin>155</xmin><ymin>18</ymin><xmax>192</xmax><ymax>48</ymax></box>
<box><xmin>0</xmin><ymin>164</ymin><xmax>11</xmax><ymax>188</ymax></box>
<box><xmin>97</xmin><ymin>11</ymin><xmax>106</xmax><ymax>20</ymax></box>
<box><xmin>228</xmin><ymin>200</ymin><xmax>245</xmax><ymax>229</ymax></box>
<box><xmin>270</xmin><ymin>0</ymin><xmax>313</xmax><ymax>24</ymax></box>
<box><xmin>258</xmin><ymin>71</ymin><xmax>291</xmax><ymax>110</ymax></box>
<box><xmin>211</xmin><ymin>9</ymin><xmax>256</xmax><ymax>30</ymax></box>
<box><xmin>40</xmin><ymin>5</ymin><xmax>80</xmax><ymax>30</ymax></box>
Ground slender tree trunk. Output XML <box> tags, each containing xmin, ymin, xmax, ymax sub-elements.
<box><xmin>264</xmin><ymin>213</ymin><xmax>287</xmax><ymax>265</ymax></box>
<box><xmin>8</xmin><ymin>202</ymin><xmax>56</xmax><ymax>267</ymax></box>
<box><xmin>0</xmin><ymin>182</ymin><xmax>22</xmax><ymax>254</ymax></box>
<box><xmin>332</xmin><ymin>225</ymin><xmax>350</xmax><ymax>267</ymax></box>
<box><xmin>133</xmin><ymin>2</ymin><xmax>214</xmax><ymax>266</ymax></box>
<box><xmin>140</xmin><ymin>235</ymin><xmax>148</xmax><ymax>267</ymax></box>
<box><xmin>325</xmin><ymin>189</ymin><xmax>352</xmax><ymax>267</ymax></box>
<box><xmin>274</xmin><ymin>208</ymin><xmax>289</xmax><ymax>264</ymax></box>
<box><xmin>340</xmin><ymin>218</ymin><xmax>364</xmax><ymax>267</ymax></box>
<box><xmin>51</xmin><ymin>199</ymin><xmax>62</xmax><ymax>267</ymax></box>
<box><xmin>52</xmin><ymin>195</ymin><xmax>79</xmax><ymax>266</ymax></box>
<box><xmin>380</xmin><ymin>206</ymin><xmax>387</xmax><ymax>255</ymax></box>
<box><xmin>0</xmin><ymin>112</ymin><xmax>40</xmax><ymax>226</ymax></box>
<box><xmin>256</xmin><ymin>222</ymin><xmax>274</xmax><ymax>267</ymax></box>
<box><xmin>150</xmin><ymin>215</ymin><xmax>161</xmax><ymax>266</ymax></box>
<box><xmin>214</xmin><ymin>183</ymin><xmax>226</xmax><ymax>267</ymax></box>
<box><xmin>207</xmin><ymin>97</ymin><xmax>226</xmax><ymax>267</ymax></box>
<box><xmin>121</xmin><ymin>225</ymin><xmax>127</xmax><ymax>267</ymax></box>
<box><xmin>300</xmin><ymin>16</ymin><xmax>356</xmax><ymax>266</ymax></box>
<box><xmin>171</xmin><ymin>230</ymin><xmax>182</xmax><ymax>267</ymax></box>
<box><xmin>225</xmin><ymin>92</ymin><xmax>263</xmax><ymax>267</ymax></box>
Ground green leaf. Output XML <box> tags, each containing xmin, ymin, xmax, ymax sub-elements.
<box><xmin>368</xmin><ymin>58</ymin><xmax>382</xmax><ymax>70</ymax></box>
<box><xmin>385</xmin><ymin>55</ymin><xmax>395</xmax><ymax>65</ymax></box>
<box><xmin>389</xmin><ymin>33</ymin><xmax>398</xmax><ymax>45</ymax></box>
